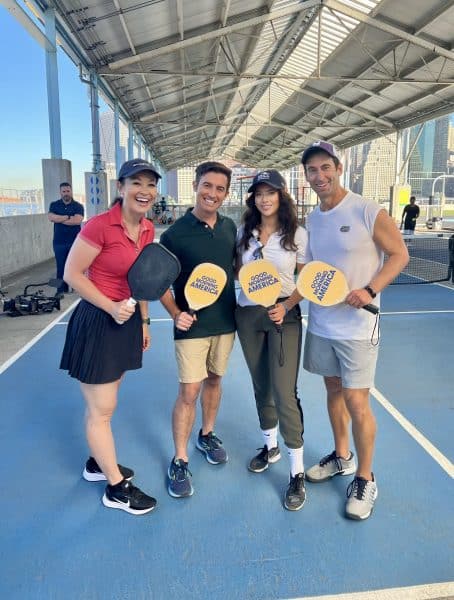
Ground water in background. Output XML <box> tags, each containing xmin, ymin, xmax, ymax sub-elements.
<box><xmin>0</xmin><ymin>202</ymin><xmax>42</xmax><ymax>217</ymax></box>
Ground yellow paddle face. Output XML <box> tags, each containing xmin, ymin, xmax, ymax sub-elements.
<box><xmin>239</xmin><ymin>259</ymin><xmax>282</xmax><ymax>307</ymax></box>
<box><xmin>184</xmin><ymin>263</ymin><xmax>227</xmax><ymax>311</ymax></box>
<box><xmin>296</xmin><ymin>261</ymin><xmax>349</xmax><ymax>306</ymax></box>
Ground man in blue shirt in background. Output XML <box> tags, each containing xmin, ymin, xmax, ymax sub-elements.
<box><xmin>48</xmin><ymin>182</ymin><xmax>84</xmax><ymax>294</ymax></box>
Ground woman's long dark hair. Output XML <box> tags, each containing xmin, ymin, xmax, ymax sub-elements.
<box><xmin>238</xmin><ymin>188</ymin><xmax>298</xmax><ymax>252</ymax></box>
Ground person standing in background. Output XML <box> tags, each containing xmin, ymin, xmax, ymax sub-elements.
<box><xmin>48</xmin><ymin>182</ymin><xmax>84</xmax><ymax>294</ymax></box>
<box><xmin>400</xmin><ymin>196</ymin><xmax>420</xmax><ymax>235</ymax></box>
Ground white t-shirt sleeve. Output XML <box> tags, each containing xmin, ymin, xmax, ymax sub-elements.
<box><xmin>295</xmin><ymin>226</ymin><xmax>309</xmax><ymax>264</ymax></box>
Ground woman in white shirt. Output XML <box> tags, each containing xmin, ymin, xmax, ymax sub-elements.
<box><xmin>236</xmin><ymin>170</ymin><xmax>308</xmax><ymax>511</ymax></box>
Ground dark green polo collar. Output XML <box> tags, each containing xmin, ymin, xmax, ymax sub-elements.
<box><xmin>185</xmin><ymin>208</ymin><xmax>225</xmax><ymax>228</ymax></box>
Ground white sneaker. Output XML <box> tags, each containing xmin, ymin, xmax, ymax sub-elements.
<box><xmin>306</xmin><ymin>450</ymin><xmax>356</xmax><ymax>482</ymax></box>
<box><xmin>345</xmin><ymin>475</ymin><xmax>378</xmax><ymax>520</ymax></box>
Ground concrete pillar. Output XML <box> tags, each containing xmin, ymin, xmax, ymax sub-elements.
<box><xmin>84</xmin><ymin>171</ymin><xmax>108</xmax><ymax>218</ymax></box>
<box><xmin>42</xmin><ymin>159</ymin><xmax>72</xmax><ymax>212</ymax></box>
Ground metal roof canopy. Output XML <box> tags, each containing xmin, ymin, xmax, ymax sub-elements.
<box><xmin>21</xmin><ymin>0</ymin><xmax>454</xmax><ymax>170</ymax></box>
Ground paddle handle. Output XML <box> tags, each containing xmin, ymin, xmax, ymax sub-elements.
<box><xmin>267</xmin><ymin>303</ymin><xmax>282</xmax><ymax>333</ymax></box>
<box><xmin>114</xmin><ymin>297</ymin><xmax>137</xmax><ymax>324</ymax></box>
<box><xmin>363</xmin><ymin>303</ymin><xmax>379</xmax><ymax>315</ymax></box>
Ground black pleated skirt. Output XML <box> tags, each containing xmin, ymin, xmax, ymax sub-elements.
<box><xmin>60</xmin><ymin>300</ymin><xmax>143</xmax><ymax>384</ymax></box>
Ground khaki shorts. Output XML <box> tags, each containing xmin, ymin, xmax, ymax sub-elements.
<box><xmin>175</xmin><ymin>333</ymin><xmax>235</xmax><ymax>383</ymax></box>
<box><xmin>303</xmin><ymin>330</ymin><xmax>379</xmax><ymax>389</ymax></box>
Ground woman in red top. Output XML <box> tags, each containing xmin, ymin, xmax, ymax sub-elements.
<box><xmin>61</xmin><ymin>159</ymin><xmax>160</xmax><ymax>515</ymax></box>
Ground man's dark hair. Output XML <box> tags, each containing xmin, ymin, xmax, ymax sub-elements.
<box><xmin>195</xmin><ymin>161</ymin><xmax>232</xmax><ymax>191</ymax></box>
<box><xmin>410</xmin><ymin>196</ymin><xmax>416</xmax><ymax>202</ymax></box>
<box><xmin>60</xmin><ymin>182</ymin><xmax>72</xmax><ymax>189</ymax></box>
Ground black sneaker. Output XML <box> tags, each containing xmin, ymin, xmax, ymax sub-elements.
<box><xmin>248</xmin><ymin>445</ymin><xmax>281</xmax><ymax>473</ymax></box>
<box><xmin>83</xmin><ymin>456</ymin><xmax>134</xmax><ymax>482</ymax></box>
<box><xmin>196</xmin><ymin>429</ymin><xmax>228</xmax><ymax>464</ymax></box>
<box><xmin>167</xmin><ymin>458</ymin><xmax>194</xmax><ymax>498</ymax></box>
<box><xmin>102</xmin><ymin>479</ymin><xmax>157</xmax><ymax>515</ymax></box>
<box><xmin>284</xmin><ymin>473</ymin><xmax>306</xmax><ymax>511</ymax></box>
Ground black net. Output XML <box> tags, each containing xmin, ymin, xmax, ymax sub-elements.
<box><xmin>389</xmin><ymin>234</ymin><xmax>452</xmax><ymax>284</ymax></box>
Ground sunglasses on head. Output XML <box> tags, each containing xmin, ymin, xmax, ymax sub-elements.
<box><xmin>252</xmin><ymin>242</ymin><xmax>263</xmax><ymax>260</ymax></box>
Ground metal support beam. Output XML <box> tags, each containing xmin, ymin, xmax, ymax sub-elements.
<box><xmin>3</xmin><ymin>0</ymin><xmax>53</xmax><ymax>49</ymax></box>
<box><xmin>98</xmin><ymin>69</ymin><xmax>454</xmax><ymax>85</ymax></box>
<box><xmin>114</xmin><ymin>100</ymin><xmax>122</xmax><ymax>177</ymax></box>
<box><xmin>89</xmin><ymin>71</ymin><xmax>103</xmax><ymax>173</ymax></box>
<box><xmin>325</xmin><ymin>0</ymin><xmax>454</xmax><ymax>62</ymax></box>
<box><xmin>44</xmin><ymin>8</ymin><xmax>62</xmax><ymax>159</ymax></box>
<box><xmin>108</xmin><ymin>0</ymin><xmax>321</xmax><ymax>70</ymax></box>
<box><xmin>128</xmin><ymin>122</ymin><xmax>134</xmax><ymax>160</ymax></box>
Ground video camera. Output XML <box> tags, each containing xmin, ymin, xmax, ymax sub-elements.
<box><xmin>1</xmin><ymin>279</ymin><xmax>62</xmax><ymax>317</ymax></box>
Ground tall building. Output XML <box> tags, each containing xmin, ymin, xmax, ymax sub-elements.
<box><xmin>166</xmin><ymin>167</ymin><xmax>195</xmax><ymax>205</ymax></box>
<box><xmin>348</xmin><ymin>142</ymin><xmax>371</xmax><ymax>195</ymax></box>
<box><xmin>418</xmin><ymin>121</ymin><xmax>435</xmax><ymax>173</ymax></box>
<box><xmin>361</xmin><ymin>136</ymin><xmax>396</xmax><ymax>203</ymax></box>
<box><xmin>432</xmin><ymin>115</ymin><xmax>449</xmax><ymax>175</ymax></box>
<box><xmin>99</xmin><ymin>111</ymin><xmax>128</xmax><ymax>182</ymax></box>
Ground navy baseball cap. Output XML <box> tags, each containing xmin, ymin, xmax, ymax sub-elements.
<box><xmin>248</xmin><ymin>170</ymin><xmax>287</xmax><ymax>193</ymax></box>
<box><xmin>301</xmin><ymin>141</ymin><xmax>341</xmax><ymax>164</ymax></box>
<box><xmin>118</xmin><ymin>159</ymin><xmax>161</xmax><ymax>180</ymax></box>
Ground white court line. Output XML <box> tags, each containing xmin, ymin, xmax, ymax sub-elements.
<box><xmin>0</xmin><ymin>299</ymin><xmax>80</xmax><ymax>375</ymax></box>
<box><xmin>300</xmin><ymin>317</ymin><xmax>454</xmax><ymax>479</ymax></box>
<box><xmin>4</xmin><ymin>312</ymin><xmax>453</xmax><ymax>478</ymax></box>
<box><xmin>287</xmin><ymin>581</ymin><xmax>454</xmax><ymax>600</ymax></box>
<box><xmin>379</xmin><ymin>310</ymin><xmax>454</xmax><ymax>315</ymax></box>
<box><xmin>371</xmin><ymin>387</ymin><xmax>454</xmax><ymax>478</ymax></box>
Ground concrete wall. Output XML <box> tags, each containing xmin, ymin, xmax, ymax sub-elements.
<box><xmin>0</xmin><ymin>214</ymin><xmax>53</xmax><ymax>282</ymax></box>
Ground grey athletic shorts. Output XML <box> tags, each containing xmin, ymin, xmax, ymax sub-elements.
<box><xmin>303</xmin><ymin>330</ymin><xmax>379</xmax><ymax>389</ymax></box>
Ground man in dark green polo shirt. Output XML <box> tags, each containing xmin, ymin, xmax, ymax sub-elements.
<box><xmin>160</xmin><ymin>161</ymin><xmax>237</xmax><ymax>499</ymax></box>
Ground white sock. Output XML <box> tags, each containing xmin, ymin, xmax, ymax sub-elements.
<box><xmin>261</xmin><ymin>427</ymin><xmax>278</xmax><ymax>450</ymax></box>
<box><xmin>286</xmin><ymin>445</ymin><xmax>304</xmax><ymax>477</ymax></box>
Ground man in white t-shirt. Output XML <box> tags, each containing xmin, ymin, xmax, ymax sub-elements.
<box><xmin>301</xmin><ymin>141</ymin><xmax>409</xmax><ymax>520</ymax></box>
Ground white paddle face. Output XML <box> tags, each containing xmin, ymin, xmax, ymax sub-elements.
<box><xmin>184</xmin><ymin>263</ymin><xmax>227</xmax><ymax>311</ymax></box>
<box><xmin>238</xmin><ymin>259</ymin><xmax>282</xmax><ymax>307</ymax></box>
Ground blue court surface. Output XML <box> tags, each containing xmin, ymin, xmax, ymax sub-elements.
<box><xmin>0</xmin><ymin>283</ymin><xmax>453</xmax><ymax>600</ymax></box>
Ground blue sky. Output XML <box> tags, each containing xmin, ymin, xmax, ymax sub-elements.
<box><xmin>0</xmin><ymin>7</ymin><xmax>106</xmax><ymax>195</ymax></box>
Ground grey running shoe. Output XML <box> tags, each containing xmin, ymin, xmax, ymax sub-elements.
<box><xmin>196</xmin><ymin>430</ymin><xmax>228</xmax><ymax>464</ymax></box>
<box><xmin>83</xmin><ymin>456</ymin><xmax>134</xmax><ymax>482</ymax></box>
<box><xmin>306</xmin><ymin>450</ymin><xmax>356</xmax><ymax>482</ymax></box>
<box><xmin>345</xmin><ymin>475</ymin><xmax>378</xmax><ymax>520</ymax></box>
<box><xmin>284</xmin><ymin>473</ymin><xmax>306</xmax><ymax>511</ymax></box>
<box><xmin>248</xmin><ymin>445</ymin><xmax>281</xmax><ymax>473</ymax></box>
<box><xmin>167</xmin><ymin>458</ymin><xmax>194</xmax><ymax>498</ymax></box>
<box><xmin>102</xmin><ymin>479</ymin><xmax>156</xmax><ymax>515</ymax></box>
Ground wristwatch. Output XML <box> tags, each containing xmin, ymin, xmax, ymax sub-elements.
<box><xmin>142</xmin><ymin>317</ymin><xmax>151</xmax><ymax>325</ymax></box>
<box><xmin>67</xmin><ymin>214</ymin><xmax>71</xmax><ymax>220</ymax></box>
<box><xmin>364</xmin><ymin>285</ymin><xmax>377</xmax><ymax>298</ymax></box>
